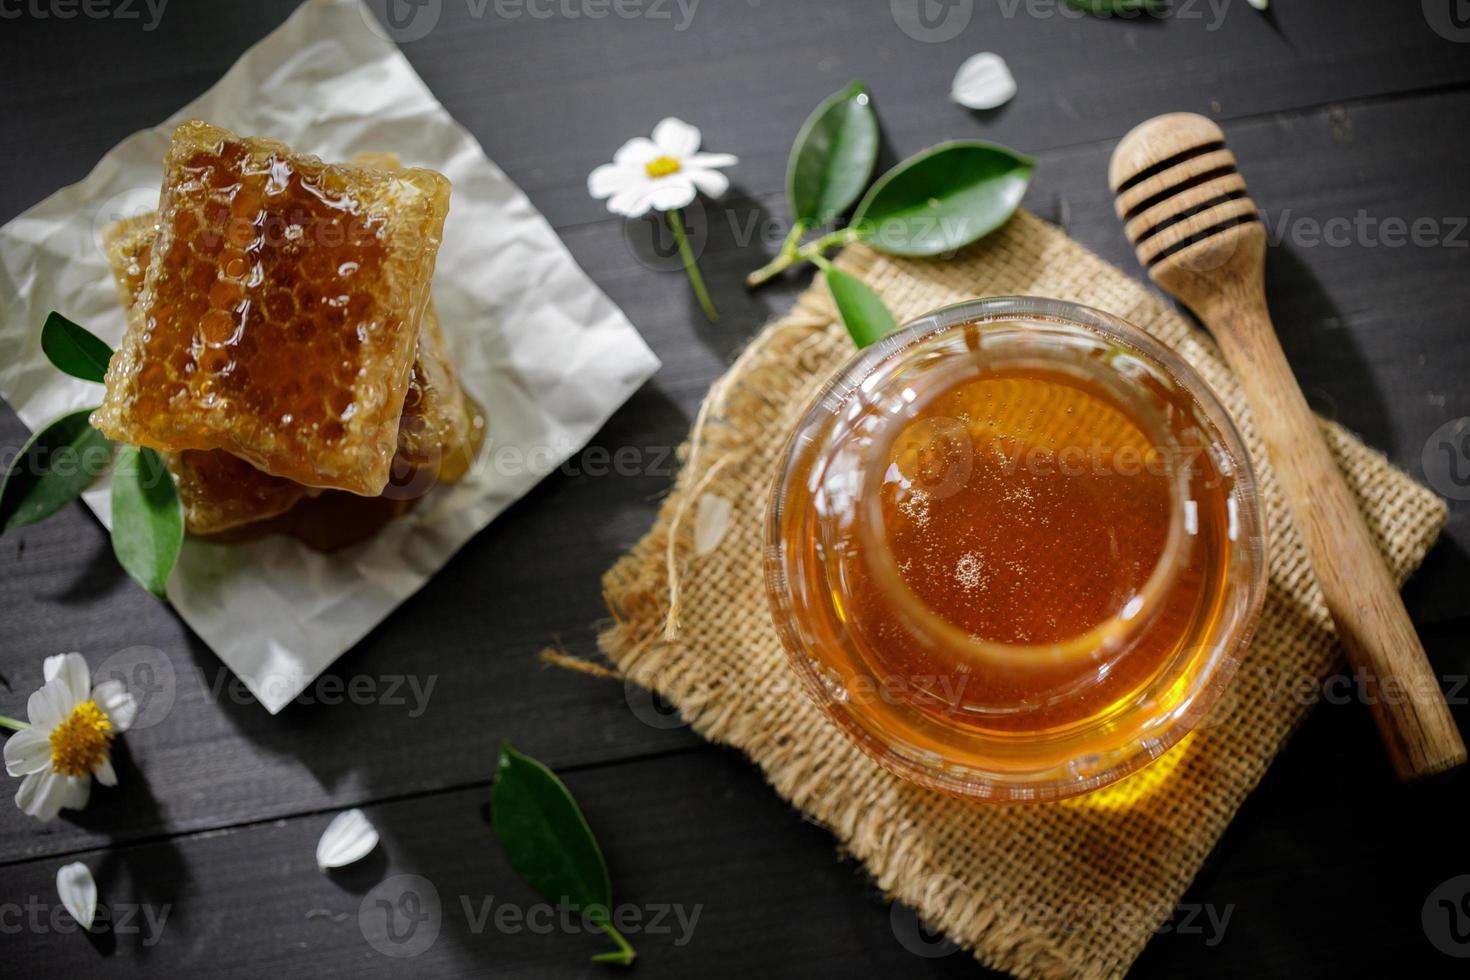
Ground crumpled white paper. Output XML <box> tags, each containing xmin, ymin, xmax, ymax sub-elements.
<box><xmin>0</xmin><ymin>0</ymin><xmax>660</xmax><ymax>713</ymax></box>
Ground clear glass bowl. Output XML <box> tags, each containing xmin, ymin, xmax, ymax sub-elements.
<box><xmin>764</xmin><ymin>297</ymin><xmax>1267</xmax><ymax>802</ymax></box>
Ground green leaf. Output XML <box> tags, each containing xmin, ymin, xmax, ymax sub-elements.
<box><xmin>41</xmin><ymin>312</ymin><xmax>114</xmax><ymax>384</ymax></box>
<box><xmin>493</xmin><ymin>741</ymin><xmax>634</xmax><ymax>964</ymax></box>
<box><xmin>0</xmin><ymin>408</ymin><xmax>113</xmax><ymax>533</ymax></box>
<box><xmin>787</xmin><ymin>81</ymin><xmax>880</xmax><ymax>227</ymax></box>
<box><xmin>825</xmin><ymin>267</ymin><xmax>898</xmax><ymax>349</ymax></box>
<box><xmin>850</xmin><ymin>141</ymin><xmax>1033</xmax><ymax>257</ymax></box>
<box><xmin>1063</xmin><ymin>0</ymin><xmax>1164</xmax><ymax>14</ymax></box>
<box><xmin>110</xmin><ymin>446</ymin><xmax>182</xmax><ymax>600</ymax></box>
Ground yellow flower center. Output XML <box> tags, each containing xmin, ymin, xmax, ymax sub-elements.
<box><xmin>645</xmin><ymin>156</ymin><xmax>682</xmax><ymax>179</ymax></box>
<box><xmin>49</xmin><ymin>701</ymin><xmax>113</xmax><ymax>777</ymax></box>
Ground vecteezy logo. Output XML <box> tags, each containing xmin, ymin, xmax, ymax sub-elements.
<box><xmin>378</xmin><ymin>450</ymin><xmax>444</xmax><ymax>500</ymax></box>
<box><xmin>1191</xmin><ymin>665</ymin><xmax>1242</xmax><ymax>734</ymax></box>
<box><xmin>622</xmin><ymin>195</ymin><xmax>709</xmax><ymax>275</ymax></box>
<box><xmin>890</xmin><ymin>0</ymin><xmax>973</xmax><ymax>43</ymax></box>
<box><xmin>624</xmin><ymin>678</ymin><xmax>689</xmax><ymax>730</ymax></box>
<box><xmin>359</xmin><ymin>874</ymin><xmax>442</xmax><ymax>958</ymax></box>
<box><xmin>89</xmin><ymin>186</ymin><xmax>162</xmax><ymax>258</ymax></box>
<box><xmin>890</xmin><ymin>873</ymin><xmax>962</xmax><ymax>957</ymax></box>
<box><xmin>359</xmin><ymin>0</ymin><xmax>443</xmax><ymax>43</ymax></box>
<box><xmin>1424</xmin><ymin>0</ymin><xmax>1470</xmax><ymax>41</ymax></box>
<box><xmin>93</xmin><ymin>645</ymin><xmax>176</xmax><ymax>730</ymax></box>
<box><xmin>1421</xmin><ymin>417</ymin><xmax>1470</xmax><ymax>501</ymax></box>
<box><xmin>1423</xmin><ymin>875</ymin><xmax>1470</xmax><ymax>957</ymax></box>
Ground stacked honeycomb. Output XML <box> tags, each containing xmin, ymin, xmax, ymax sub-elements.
<box><xmin>103</xmin><ymin>209</ymin><xmax>311</xmax><ymax>533</ymax></box>
<box><xmin>96</xmin><ymin>125</ymin><xmax>483</xmax><ymax>538</ymax></box>
<box><xmin>91</xmin><ymin>120</ymin><xmax>452</xmax><ymax>496</ymax></box>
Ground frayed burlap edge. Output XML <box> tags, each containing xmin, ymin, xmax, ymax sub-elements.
<box><xmin>597</xmin><ymin>210</ymin><xmax>1448</xmax><ymax>980</ymax></box>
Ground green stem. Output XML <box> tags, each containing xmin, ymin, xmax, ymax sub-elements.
<box><xmin>590</xmin><ymin>922</ymin><xmax>637</xmax><ymax>966</ymax></box>
<box><xmin>0</xmin><ymin>715</ymin><xmax>30</xmax><ymax>732</ymax></box>
<box><xmin>745</xmin><ymin>226</ymin><xmax>861</xmax><ymax>288</ymax></box>
<box><xmin>667</xmin><ymin>209</ymin><xmax>718</xmax><ymax>322</ymax></box>
<box><xmin>781</xmin><ymin>219</ymin><xmax>808</xmax><ymax>256</ymax></box>
<box><xmin>743</xmin><ymin>219</ymin><xmax>806</xmax><ymax>288</ymax></box>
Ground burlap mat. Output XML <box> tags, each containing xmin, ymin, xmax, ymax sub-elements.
<box><xmin>596</xmin><ymin>209</ymin><xmax>1448</xmax><ymax>979</ymax></box>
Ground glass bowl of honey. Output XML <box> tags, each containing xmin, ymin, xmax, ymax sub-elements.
<box><xmin>764</xmin><ymin>296</ymin><xmax>1267</xmax><ymax>802</ymax></box>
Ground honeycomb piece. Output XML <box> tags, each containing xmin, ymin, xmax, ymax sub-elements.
<box><xmin>161</xmin><ymin>318</ymin><xmax>485</xmax><ymax>537</ymax></box>
<box><xmin>102</xmin><ymin>209</ymin><xmax>480</xmax><ymax>533</ymax></box>
<box><xmin>337</xmin><ymin>153</ymin><xmax>484</xmax><ymax>485</ymax></box>
<box><xmin>165</xmin><ymin>450</ymin><xmax>311</xmax><ymax>536</ymax></box>
<box><xmin>101</xmin><ymin>212</ymin><xmax>159</xmax><ymax>307</ymax></box>
<box><xmin>104</xmin><ymin>213</ymin><xmax>304</xmax><ymax>534</ymax></box>
<box><xmin>91</xmin><ymin>120</ymin><xmax>452</xmax><ymax>496</ymax></box>
<box><xmin>202</xmin><ymin>488</ymin><xmax>420</xmax><ymax>553</ymax></box>
<box><xmin>397</xmin><ymin>302</ymin><xmax>485</xmax><ymax>484</ymax></box>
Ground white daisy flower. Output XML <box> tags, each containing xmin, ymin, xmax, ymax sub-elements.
<box><xmin>587</xmin><ymin>117</ymin><xmax>737</xmax><ymax>218</ymax></box>
<box><xmin>3</xmin><ymin>653</ymin><xmax>137</xmax><ymax>821</ymax></box>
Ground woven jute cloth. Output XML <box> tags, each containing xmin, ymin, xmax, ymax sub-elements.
<box><xmin>597</xmin><ymin>210</ymin><xmax>1448</xmax><ymax>980</ymax></box>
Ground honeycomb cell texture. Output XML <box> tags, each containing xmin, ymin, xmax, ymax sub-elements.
<box><xmin>91</xmin><ymin>120</ymin><xmax>452</xmax><ymax>496</ymax></box>
<box><xmin>102</xmin><ymin>189</ymin><xmax>481</xmax><ymax>533</ymax></box>
<box><xmin>105</xmin><ymin>213</ymin><xmax>306</xmax><ymax>534</ymax></box>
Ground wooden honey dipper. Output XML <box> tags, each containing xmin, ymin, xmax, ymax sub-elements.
<box><xmin>1109</xmin><ymin>113</ymin><xmax>1465</xmax><ymax>780</ymax></box>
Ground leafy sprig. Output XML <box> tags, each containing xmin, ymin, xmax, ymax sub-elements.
<box><xmin>1</xmin><ymin>313</ymin><xmax>182</xmax><ymax>599</ymax></box>
<box><xmin>747</xmin><ymin>82</ymin><xmax>1033</xmax><ymax>349</ymax></box>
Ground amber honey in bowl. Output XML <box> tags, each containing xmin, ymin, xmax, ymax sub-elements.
<box><xmin>764</xmin><ymin>297</ymin><xmax>1266</xmax><ymax>802</ymax></box>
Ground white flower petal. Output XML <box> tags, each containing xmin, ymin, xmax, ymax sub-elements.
<box><xmin>687</xmin><ymin>167</ymin><xmax>730</xmax><ymax>200</ymax></box>
<box><xmin>607</xmin><ymin>172</ymin><xmax>694</xmax><ymax>217</ymax></box>
<box><xmin>4</xmin><ymin>727</ymin><xmax>52</xmax><ymax>776</ymax></box>
<box><xmin>608</xmin><ymin>183</ymin><xmax>656</xmax><ymax>218</ymax></box>
<box><xmin>316</xmin><ymin>809</ymin><xmax>379</xmax><ymax>870</ymax></box>
<box><xmin>27</xmin><ymin>679</ymin><xmax>73</xmax><ymax>732</ymax></box>
<box><xmin>652</xmin><ymin>117</ymin><xmax>701</xmax><ymax>158</ymax></box>
<box><xmin>613</xmin><ymin>136</ymin><xmax>659</xmax><ymax>166</ymax></box>
<box><xmin>588</xmin><ymin>162</ymin><xmax>638</xmax><ymax>200</ymax></box>
<box><xmin>693</xmin><ymin>494</ymin><xmax>734</xmax><ymax>556</ymax></box>
<box><xmin>684</xmin><ymin>152</ymin><xmax>738</xmax><ymax>170</ymax></box>
<box><xmin>56</xmin><ymin>862</ymin><xmax>97</xmax><ymax>931</ymax></box>
<box><xmin>43</xmin><ymin>653</ymin><xmax>91</xmax><ymax>705</ymax></box>
<box><xmin>643</xmin><ymin>177</ymin><xmax>698</xmax><ymax>213</ymax></box>
<box><xmin>951</xmin><ymin>52</ymin><xmax>1017</xmax><ymax>111</ymax></box>
<box><xmin>95</xmin><ymin>755</ymin><xmax>118</xmax><ymax>788</ymax></box>
<box><xmin>92</xmin><ymin>681</ymin><xmax>137</xmax><ymax>733</ymax></box>
<box><xmin>60</xmin><ymin>775</ymin><xmax>90</xmax><ymax>812</ymax></box>
<box><xmin>16</xmin><ymin>769</ymin><xmax>67</xmax><ymax>821</ymax></box>
<box><xmin>1247</xmin><ymin>0</ymin><xmax>1266</xmax><ymax>9</ymax></box>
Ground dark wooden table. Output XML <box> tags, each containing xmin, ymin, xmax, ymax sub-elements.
<box><xmin>3</xmin><ymin>2</ymin><xmax>1468</xmax><ymax>977</ymax></box>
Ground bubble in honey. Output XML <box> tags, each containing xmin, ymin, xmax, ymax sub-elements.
<box><xmin>954</xmin><ymin>552</ymin><xmax>986</xmax><ymax>591</ymax></box>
